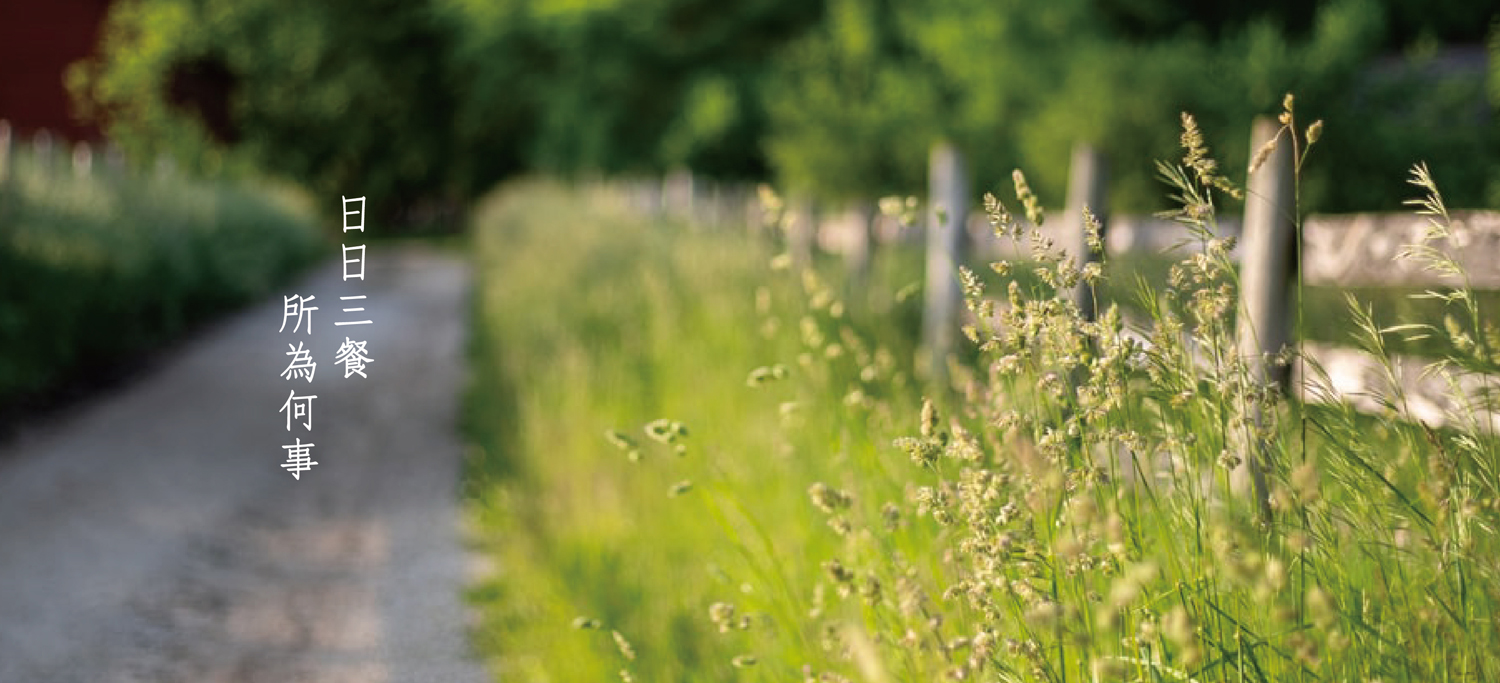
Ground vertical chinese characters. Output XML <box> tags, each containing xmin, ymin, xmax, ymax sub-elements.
<box><xmin>335</xmin><ymin>196</ymin><xmax>375</xmax><ymax>378</ymax></box>
<box><xmin>271</xmin><ymin>194</ymin><xmax>375</xmax><ymax>480</ymax></box>
<box><xmin>278</xmin><ymin>294</ymin><xmax>319</xmax><ymax>478</ymax></box>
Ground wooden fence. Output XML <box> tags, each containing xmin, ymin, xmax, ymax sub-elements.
<box><xmin>0</xmin><ymin>121</ymin><xmax>139</xmax><ymax>190</ymax></box>
<box><xmin>601</xmin><ymin>128</ymin><xmax>1500</xmax><ymax>432</ymax></box>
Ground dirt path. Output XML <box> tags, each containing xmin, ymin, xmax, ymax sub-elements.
<box><xmin>0</xmin><ymin>247</ymin><xmax>488</xmax><ymax>683</ymax></box>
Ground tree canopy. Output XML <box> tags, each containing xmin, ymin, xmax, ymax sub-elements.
<box><xmin>72</xmin><ymin>0</ymin><xmax>1500</xmax><ymax>221</ymax></box>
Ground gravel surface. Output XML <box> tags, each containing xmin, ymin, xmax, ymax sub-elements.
<box><xmin>0</xmin><ymin>247</ymin><xmax>487</xmax><ymax>683</ymax></box>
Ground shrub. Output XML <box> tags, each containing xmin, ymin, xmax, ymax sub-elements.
<box><xmin>0</xmin><ymin>157</ymin><xmax>323</xmax><ymax>408</ymax></box>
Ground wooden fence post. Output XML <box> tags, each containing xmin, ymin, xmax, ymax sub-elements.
<box><xmin>72</xmin><ymin>142</ymin><xmax>93</xmax><ymax>179</ymax></box>
<box><xmin>1238</xmin><ymin>117</ymin><xmax>1296</xmax><ymax>391</ymax></box>
<box><xmin>0</xmin><ymin>120</ymin><xmax>11</xmax><ymax>186</ymax></box>
<box><xmin>664</xmin><ymin>169</ymin><xmax>694</xmax><ymax>221</ymax></box>
<box><xmin>104</xmin><ymin>143</ymin><xmax>126</xmax><ymax>176</ymax></box>
<box><xmin>1233</xmin><ymin>115</ymin><xmax>1296</xmax><ymax>520</ymax></box>
<box><xmin>33</xmin><ymin>130</ymin><xmax>55</xmax><ymax>171</ymax></box>
<box><xmin>845</xmin><ymin>199</ymin><xmax>875</xmax><ymax>293</ymax></box>
<box><xmin>1064</xmin><ymin>142</ymin><xmax>1108</xmax><ymax>322</ymax></box>
<box><xmin>786</xmin><ymin>199</ymin><xmax>816</xmax><ymax>271</ymax></box>
<box><xmin>921</xmin><ymin>140</ymin><xmax>969</xmax><ymax>386</ymax></box>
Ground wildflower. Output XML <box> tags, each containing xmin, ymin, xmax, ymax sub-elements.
<box><xmin>895</xmin><ymin>437</ymin><xmax>942</xmax><ymax>468</ymax></box>
<box><xmin>604</xmin><ymin>429</ymin><xmax>635</xmax><ymax>451</ymax></box>
<box><xmin>824</xmin><ymin>559</ymin><xmax>854</xmax><ymax>585</ymax></box>
<box><xmin>709</xmin><ymin>602</ymin><xmax>737</xmax><ymax>633</ymax></box>
<box><xmin>612</xmin><ymin>630</ymin><xmax>636</xmax><ymax>661</ymax></box>
<box><xmin>1290</xmin><ymin>461</ymin><xmax>1320</xmax><ymax>505</ymax></box>
<box><xmin>644</xmin><ymin>418</ymin><xmax>689</xmax><ymax>444</ymax></box>
<box><xmin>1289</xmin><ymin>632</ymin><xmax>1319</xmax><ymax>666</ymax></box>
<box><xmin>1163</xmin><ymin>605</ymin><xmax>1195</xmax><ymax>647</ymax></box>
<box><xmin>746</xmin><ymin>364</ymin><xmax>789</xmax><ymax>387</ymax></box>
<box><xmin>881</xmin><ymin>502</ymin><xmax>901</xmax><ymax>530</ymax></box>
<box><xmin>808</xmin><ymin>482</ymin><xmax>853</xmax><ymax>512</ymax></box>
<box><xmin>1083</xmin><ymin>206</ymin><xmax>1104</xmax><ymax>254</ymax></box>
<box><xmin>1307</xmin><ymin>585</ymin><xmax>1336</xmax><ymax>630</ymax></box>
<box><xmin>1249</xmin><ymin>134</ymin><xmax>1279</xmax><ymax>175</ymax></box>
<box><xmin>920</xmin><ymin>398</ymin><xmax>940</xmax><ymax>438</ymax></box>
<box><xmin>1012</xmin><ymin>169</ymin><xmax>1044</xmax><ymax>227</ymax></box>
<box><xmin>1254</xmin><ymin>556</ymin><xmax>1286</xmax><ymax>599</ymax></box>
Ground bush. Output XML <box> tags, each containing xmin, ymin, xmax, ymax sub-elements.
<box><xmin>0</xmin><ymin>157</ymin><xmax>323</xmax><ymax>408</ymax></box>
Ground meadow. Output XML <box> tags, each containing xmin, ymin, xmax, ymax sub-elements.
<box><xmin>463</xmin><ymin>113</ymin><xmax>1500</xmax><ymax>682</ymax></box>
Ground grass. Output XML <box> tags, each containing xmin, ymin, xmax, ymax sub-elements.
<box><xmin>463</xmin><ymin>109</ymin><xmax>1500</xmax><ymax>681</ymax></box>
<box><xmin>464</xmin><ymin>179</ymin><xmax>927</xmax><ymax>681</ymax></box>
<box><xmin>0</xmin><ymin>152</ymin><xmax>324</xmax><ymax>412</ymax></box>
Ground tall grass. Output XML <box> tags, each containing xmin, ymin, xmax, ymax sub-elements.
<box><xmin>464</xmin><ymin>108</ymin><xmax>1499</xmax><ymax>681</ymax></box>
<box><xmin>0</xmin><ymin>153</ymin><xmax>323</xmax><ymax>408</ymax></box>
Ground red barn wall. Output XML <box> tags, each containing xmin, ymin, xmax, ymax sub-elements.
<box><xmin>0</xmin><ymin>0</ymin><xmax>112</xmax><ymax>141</ymax></box>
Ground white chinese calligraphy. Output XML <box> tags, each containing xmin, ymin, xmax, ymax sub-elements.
<box><xmin>281</xmin><ymin>438</ymin><xmax>318</xmax><ymax>480</ymax></box>
<box><xmin>281</xmin><ymin>342</ymin><xmax>316</xmax><ymax>382</ymax></box>
<box><xmin>280</xmin><ymin>294</ymin><xmax>318</xmax><ymax>334</ymax></box>
<box><xmin>333</xmin><ymin>337</ymin><xmax>374</xmax><ymax>378</ymax></box>
<box><xmin>279</xmin><ymin>390</ymin><xmax>317</xmax><ymax>431</ymax></box>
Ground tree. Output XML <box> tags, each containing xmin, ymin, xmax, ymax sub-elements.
<box><xmin>74</xmin><ymin>0</ymin><xmax>471</xmax><ymax>226</ymax></box>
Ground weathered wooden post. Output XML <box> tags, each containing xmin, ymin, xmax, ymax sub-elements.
<box><xmin>1238</xmin><ymin>117</ymin><xmax>1296</xmax><ymax>391</ymax></box>
<box><xmin>706</xmin><ymin>181</ymin><xmax>722</xmax><ymax>228</ymax></box>
<box><xmin>72</xmin><ymin>142</ymin><xmax>93</xmax><ymax>179</ymax></box>
<box><xmin>104</xmin><ymin>143</ymin><xmax>127</xmax><ymax>177</ymax></box>
<box><xmin>921</xmin><ymin>140</ymin><xmax>969</xmax><ymax>386</ymax></box>
<box><xmin>664</xmin><ymin>168</ymin><xmax>694</xmax><ymax>221</ymax></box>
<box><xmin>32</xmin><ymin>130</ymin><xmax>55</xmax><ymax>172</ymax></box>
<box><xmin>1234</xmin><ymin>116</ymin><xmax>1296</xmax><ymax>519</ymax></box>
<box><xmin>786</xmin><ymin>198</ymin><xmax>817</xmax><ymax>271</ymax></box>
<box><xmin>1063</xmin><ymin>142</ymin><xmax>1108</xmax><ymax>322</ymax></box>
<box><xmin>0</xmin><ymin>120</ymin><xmax>11</xmax><ymax>186</ymax></box>
<box><xmin>844</xmin><ymin>199</ymin><xmax>875</xmax><ymax>293</ymax></box>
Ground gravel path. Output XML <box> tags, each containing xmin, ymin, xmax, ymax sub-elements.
<box><xmin>0</xmin><ymin>247</ymin><xmax>488</xmax><ymax>683</ymax></box>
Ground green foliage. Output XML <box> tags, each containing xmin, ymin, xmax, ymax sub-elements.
<box><xmin>440</xmin><ymin>0</ymin><xmax>821</xmax><ymax>179</ymax></box>
<box><xmin>761</xmin><ymin>0</ymin><xmax>939</xmax><ymax>201</ymax></box>
<box><xmin>771</xmin><ymin>0</ymin><xmax>1496</xmax><ymax>214</ymax></box>
<box><xmin>75</xmin><ymin>0</ymin><xmax>470</xmax><ymax>223</ymax></box>
<box><xmin>77</xmin><ymin>0</ymin><xmax>820</xmax><ymax>216</ymax></box>
<box><xmin>74</xmin><ymin>0</ymin><xmax>1497</xmax><ymax>218</ymax></box>
<box><xmin>0</xmin><ymin>153</ymin><xmax>323</xmax><ymax>408</ymax></box>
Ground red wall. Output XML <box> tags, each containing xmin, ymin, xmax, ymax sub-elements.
<box><xmin>0</xmin><ymin>0</ymin><xmax>112</xmax><ymax>141</ymax></box>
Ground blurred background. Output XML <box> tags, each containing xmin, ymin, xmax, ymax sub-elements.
<box><xmin>3</xmin><ymin>0</ymin><xmax>1498</xmax><ymax>433</ymax></box>
<box><xmin>4</xmin><ymin>0</ymin><xmax>1497</xmax><ymax>413</ymax></box>
<box><xmin>4</xmin><ymin>0</ymin><xmax>1498</xmax><ymax>219</ymax></box>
